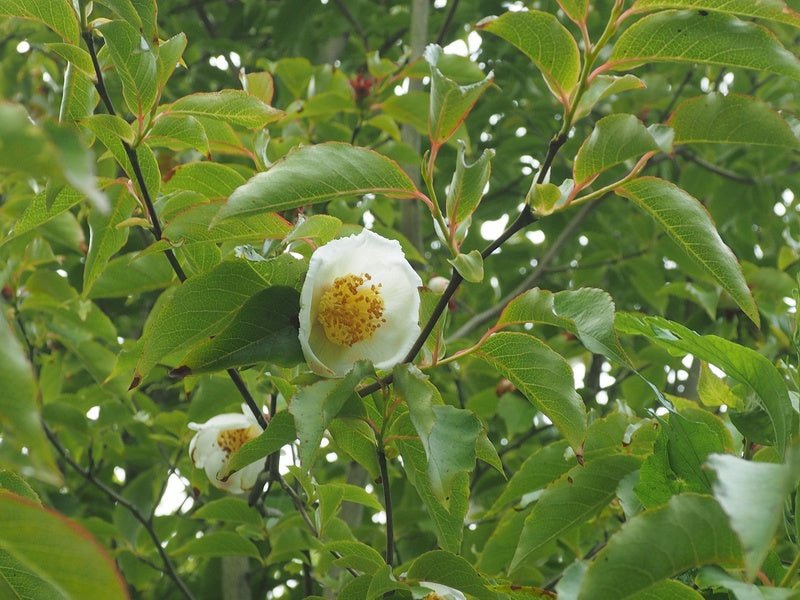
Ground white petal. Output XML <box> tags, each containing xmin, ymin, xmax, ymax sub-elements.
<box><xmin>189</xmin><ymin>412</ymin><xmax>252</xmax><ymax>432</ymax></box>
<box><xmin>418</xmin><ymin>582</ymin><xmax>467</xmax><ymax>600</ymax></box>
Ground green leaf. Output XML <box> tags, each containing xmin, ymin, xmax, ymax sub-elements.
<box><xmin>162</xmin><ymin>161</ymin><xmax>246</xmax><ymax>199</ymax></box>
<box><xmin>324</xmin><ymin>540</ymin><xmax>385</xmax><ymax>575</ymax></box>
<box><xmin>695</xmin><ymin>566</ymin><xmax>796</xmax><ymax>600</ymax></box>
<box><xmin>163</xmin><ymin>202</ymin><xmax>290</xmax><ymax>247</ymax></box>
<box><xmin>573</xmin><ymin>114</ymin><xmax>660</xmax><ymax>185</ymax></box>
<box><xmin>82</xmin><ymin>114</ymin><xmax>135</xmax><ymax>145</ymax></box>
<box><xmin>166</xmin><ymin>90</ymin><xmax>283</xmax><ymax>129</ymax></box>
<box><xmin>0</xmin><ymin>0</ymin><xmax>79</xmax><ymax>43</ymax></box>
<box><xmin>95</xmin><ymin>0</ymin><xmax>142</xmax><ymax>28</ymax></box>
<box><xmin>497</xmin><ymin>287</ymin><xmax>631</xmax><ymax>368</ymax></box>
<box><xmin>617</xmin><ymin>314</ymin><xmax>793</xmax><ymax>454</ymax></box>
<box><xmin>557</xmin><ymin>0</ymin><xmax>589</xmax><ymax>22</ymax></box>
<box><xmin>45</xmin><ymin>43</ymin><xmax>94</xmax><ymax>78</ymax></box>
<box><xmin>614</xmin><ymin>177</ymin><xmax>758</xmax><ymax>326</ymax></box>
<box><xmin>225</xmin><ymin>410</ymin><xmax>296</xmax><ymax>476</ymax></box>
<box><xmin>670</xmin><ymin>93</ymin><xmax>800</xmax><ymax>149</ymax></box>
<box><xmin>407</xmin><ymin>550</ymin><xmax>496</xmax><ymax>600</ymax></box>
<box><xmin>83</xmin><ymin>189</ymin><xmax>138</xmax><ymax>297</ymax></box>
<box><xmin>0</xmin><ymin>314</ymin><xmax>60</xmax><ymax>485</ymax></box>
<box><xmin>488</xmin><ymin>440</ymin><xmax>575</xmax><ymax>514</ymax></box>
<box><xmin>393</xmin><ymin>412</ymin><xmax>469</xmax><ymax>553</ymax></box>
<box><xmin>448</xmin><ymin>250</ymin><xmax>484</xmax><ymax>283</ymax></box>
<box><xmin>4</xmin><ymin>188</ymin><xmax>83</xmax><ymax>245</ymax></box>
<box><xmin>241</xmin><ymin>71</ymin><xmax>274</xmax><ymax>104</ymax></box>
<box><xmin>609</xmin><ymin>10</ymin><xmax>800</xmax><ymax>81</ymax></box>
<box><xmin>156</xmin><ymin>33</ymin><xmax>187</xmax><ymax>91</ymax></box>
<box><xmin>511</xmin><ymin>455</ymin><xmax>642</xmax><ymax>573</ymax></box>
<box><xmin>0</xmin><ymin>492</ymin><xmax>127</xmax><ymax>599</ymax></box>
<box><xmin>88</xmin><ymin>252</ymin><xmax>175</xmax><ymax>299</ymax></box>
<box><xmin>134</xmin><ymin>255</ymin><xmax>306</xmax><ymax>384</ymax></box>
<box><xmin>631</xmin><ymin>0</ymin><xmax>800</xmax><ymax>29</ymax></box>
<box><xmin>446</xmin><ymin>142</ymin><xmax>494</xmax><ymax>225</ymax></box>
<box><xmin>177</xmin><ymin>531</ymin><xmax>261</xmax><ymax>560</ymax></box>
<box><xmin>576</xmin><ymin>494</ymin><xmax>741</xmax><ymax>599</ymax></box>
<box><xmin>627</xmin><ymin>580</ymin><xmax>705</xmax><ymax>600</ymax></box>
<box><xmin>575</xmin><ymin>74</ymin><xmax>646</xmax><ymax>120</ymax></box>
<box><xmin>289</xmin><ymin>362</ymin><xmax>373</xmax><ymax>467</ymax></box>
<box><xmin>706</xmin><ymin>453</ymin><xmax>799</xmax><ymax>580</ymax></box>
<box><xmin>698</xmin><ymin>362</ymin><xmax>742</xmax><ymax>409</ymax></box>
<box><xmin>98</xmin><ymin>20</ymin><xmax>158</xmax><ymax>118</ymax></box>
<box><xmin>478</xmin><ymin>10</ymin><xmax>581</xmax><ymax>102</ymax></box>
<box><xmin>148</xmin><ymin>114</ymin><xmax>209</xmax><ymax>153</ymax></box>
<box><xmin>424</xmin><ymin>44</ymin><xmax>493</xmax><ymax>146</ymax></box>
<box><xmin>216</xmin><ymin>142</ymin><xmax>419</xmax><ymax>222</ymax></box>
<box><xmin>318</xmin><ymin>483</ymin><xmax>383</xmax><ymax>534</ymax></box>
<box><xmin>474</xmin><ymin>332</ymin><xmax>587</xmax><ymax>450</ymax></box>
<box><xmin>192</xmin><ymin>497</ymin><xmax>262</xmax><ymax>526</ymax></box>
<box><xmin>394</xmin><ymin>366</ymin><xmax>482</xmax><ymax>504</ymax></box>
<box><xmin>328</xmin><ymin>418</ymin><xmax>380</xmax><ymax>480</ymax></box>
<box><xmin>0</xmin><ymin>472</ymin><xmax>39</xmax><ymax>504</ymax></box>
<box><xmin>528</xmin><ymin>181</ymin><xmax>566</xmax><ymax>217</ymax></box>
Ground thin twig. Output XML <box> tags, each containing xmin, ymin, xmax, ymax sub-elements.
<box><xmin>658</xmin><ymin>70</ymin><xmax>692</xmax><ymax>122</ymax></box>
<box><xmin>44</xmin><ymin>424</ymin><xmax>195</xmax><ymax>600</ymax></box>
<box><xmin>435</xmin><ymin>0</ymin><xmax>461</xmax><ymax>45</ymax></box>
<box><xmin>331</xmin><ymin>0</ymin><xmax>369</xmax><ymax>49</ymax></box>
<box><xmin>675</xmin><ymin>148</ymin><xmax>755</xmax><ymax>184</ymax></box>
<box><xmin>378</xmin><ymin>451</ymin><xmax>394</xmax><ymax>565</ymax></box>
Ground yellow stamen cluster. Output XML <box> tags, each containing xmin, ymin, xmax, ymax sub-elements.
<box><xmin>216</xmin><ymin>425</ymin><xmax>260</xmax><ymax>456</ymax></box>
<box><xmin>317</xmin><ymin>273</ymin><xmax>386</xmax><ymax>347</ymax></box>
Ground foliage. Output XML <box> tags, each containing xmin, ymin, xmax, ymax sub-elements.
<box><xmin>1</xmin><ymin>0</ymin><xmax>800</xmax><ymax>598</ymax></box>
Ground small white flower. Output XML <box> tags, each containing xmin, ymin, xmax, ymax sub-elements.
<box><xmin>298</xmin><ymin>229</ymin><xmax>422</xmax><ymax>377</ymax></box>
<box><xmin>418</xmin><ymin>582</ymin><xmax>467</xmax><ymax>600</ymax></box>
<box><xmin>188</xmin><ymin>405</ymin><xmax>263</xmax><ymax>494</ymax></box>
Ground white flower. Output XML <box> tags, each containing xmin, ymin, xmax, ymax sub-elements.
<box><xmin>298</xmin><ymin>229</ymin><xmax>422</xmax><ymax>377</ymax></box>
<box><xmin>188</xmin><ymin>405</ymin><xmax>263</xmax><ymax>494</ymax></box>
<box><xmin>418</xmin><ymin>582</ymin><xmax>467</xmax><ymax>600</ymax></box>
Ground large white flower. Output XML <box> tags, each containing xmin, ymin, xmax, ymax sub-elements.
<box><xmin>188</xmin><ymin>405</ymin><xmax>263</xmax><ymax>494</ymax></box>
<box><xmin>299</xmin><ymin>229</ymin><xmax>422</xmax><ymax>377</ymax></box>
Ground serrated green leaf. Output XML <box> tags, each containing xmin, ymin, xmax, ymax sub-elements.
<box><xmin>216</xmin><ymin>142</ymin><xmax>419</xmax><ymax>222</ymax></box>
<box><xmin>511</xmin><ymin>455</ymin><xmax>642</xmax><ymax>573</ymax></box>
<box><xmin>0</xmin><ymin>472</ymin><xmax>39</xmax><ymax>504</ymax></box>
<box><xmin>88</xmin><ymin>252</ymin><xmax>175</xmax><ymax>299</ymax></box>
<box><xmin>393</xmin><ymin>412</ymin><xmax>469</xmax><ymax>553</ymax></box>
<box><xmin>698</xmin><ymin>362</ymin><xmax>742</xmax><ymax>409</ymax></box>
<box><xmin>60</xmin><ymin>63</ymin><xmax>98</xmax><ymax>122</ymax></box>
<box><xmin>475</xmin><ymin>332</ymin><xmax>586</xmax><ymax>449</ymax></box>
<box><xmin>148</xmin><ymin>114</ymin><xmax>209</xmax><ymax>153</ymax></box>
<box><xmin>631</xmin><ymin>0</ymin><xmax>800</xmax><ymax>29</ymax></box>
<box><xmin>224</xmin><ymin>410</ymin><xmax>297</xmax><ymax>476</ymax></box>
<box><xmin>407</xmin><ymin>550</ymin><xmax>496</xmax><ymax>600</ymax></box>
<box><xmin>166</xmin><ymin>90</ymin><xmax>283</xmax><ymax>129</ymax></box>
<box><xmin>323</xmin><ymin>540</ymin><xmax>385</xmax><ymax>575</ymax></box>
<box><xmin>242</xmin><ymin>71</ymin><xmax>274</xmax><ymax>104</ymax></box>
<box><xmin>615</xmin><ymin>178</ymin><xmax>758</xmax><ymax>325</ymax></box>
<box><xmin>81</xmin><ymin>114</ymin><xmax>135</xmax><ymax>145</ymax></box>
<box><xmin>328</xmin><ymin>418</ymin><xmax>380</xmax><ymax>480</ymax></box>
<box><xmin>670</xmin><ymin>93</ymin><xmax>800</xmax><ymax>149</ymax></box>
<box><xmin>45</xmin><ymin>43</ymin><xmax>94</xmax><ymax>78</ymax></box>
<box><xmin>178</xmin><ymin>286</ymin><xmax>303</xmax><ymax>374</ymax></box>
<box><xmin>424</xmin><ymin>44</ymin><xmax>493</xmax><ymax>146</ymax></box>
<box><xmin>609</xmin><ymin>11</ymin><xmax>800</xmax><ymax>81</ymax></box>
<box><xmin>576</xmin><ymin>494</ymin><xmax>741</xmax><ymax>599</ymax></box>
<box><xmin>557</xmin><ymin>0</ymin><xmax>589</xmax><ymax>22</ymax></box>
<box><xmin>98</xmin><ymin>20</ymin><xmax>158</xmax><ymax>118</ymax></box>
<box><xmin>318</xmin><ymin>483</ymin><xmax>383</xmax><ymax>534</ymax></box>
<box><xmin>573</xmin><ymin>114</ymin><xmax>660</xmax><ymax>185</ymax></box>
<box><xmin>0</xmin><ymin>0</ymin><xmax>79</xmax><ymax>44</ymax></box>
<box><xmin>575</xmin><ymin>74</ymin><xmax>647</xmax><ymax>120</ymax></box>
<box><xmin>95</xmin><ymin>0</ymin><xmax>142</xmax><ymax>28</ymax></box>
<box><xmin>395</xmin><ymin>365</ymin><xmax>482</xmax><ymax>504</ymax></box>
<box><xmin>82</xmin><ymin>189</ymin><xmax>138</xmax><ymax>297</ymax></box>
<box><xmin>192</xmin><ymin>497</ymin><xmax>262</xmax><ymax>526</ymax></box>
<box><xmin>162</xmin><ymin>161</ymin><xmax>246</xmax><ymax>199</ymax></box>
<box><xmin>446</xmin><ymin>142</ymin><xmax>494</xmax><ymax>225</ymax></box>
<box><xmin>0</xmin><ymin>492</ymin><xmax>128</xmax><ymax>599</ymax></box>
<box><xmin>488</xmin><ymin>440</ymin><xmax>575</xmax><ymax>514</ymax></box>
<box><xmin>4</xmin><ymin>188</ymin><xmax>83</xmax><ymax>245</ymax></box>
<box><xmin>479</xmin><ymin>10</ymin><xmax>581</xmax><ymax>102</ymax></box>
<box><xmin>289</xmin><ymin>362</ymin><xmax>373</xmax><ymax>467</ymax></box>
<box><xmin>177</xmin><ymin>531</ymin><xmax>261</xmax><ymax>559</ymax></box>
<box><xmin>156</xmin><ymin>33</ymin><xmax>187</xmax><ymax>91</ymax></box>
<box><xmin>617</xmin><ymin>314</ymin><xmax>792</xmax><ymax>453</ymax></box>
<box><xmin>134</xmin><ymin>255</ymin><xmax>306</xmax><ymax>383</ymax></box>
<box><xmin>163</xmin><ymin>202</ymin><xmax>290</xmax><ymax>247</ymax></box>
<box><xmin>706</xmin><ymin>453</ymin><xmax>799</xmax><ymax>580</ymax></box>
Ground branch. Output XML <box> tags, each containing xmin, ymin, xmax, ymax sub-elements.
<box><xmin>675</xmin><ymin>148</ymin><xmax>755</xmax><ymax>184</ymax></box>
<box><xmin>378</xmin><ymin>450</ymin><xmax>394</xmax><ymax>565</ymax></box>
<box><xmin>435</xmin><ymin>0</ymin><xmax>461</xmax><ymax>45</ymax></box>
<box><xmin>331</xmin><ymin>0</ymin><xmax>369</xmax><ymax>49</ymax></box>
<box><xmin>44</xmin><ymin>424</ymin><xmax>195</xmax><ymax>600</ymax></box>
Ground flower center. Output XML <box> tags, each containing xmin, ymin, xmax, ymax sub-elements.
<box><xmin>216</xmin><ymin>425</ymin><xmax>260</xmax><ymax>456</ymax></box>
<box><xmin>317</xmin><ymin>273</ymin><xmax>386</xmax><ymax>347</ymax></box>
